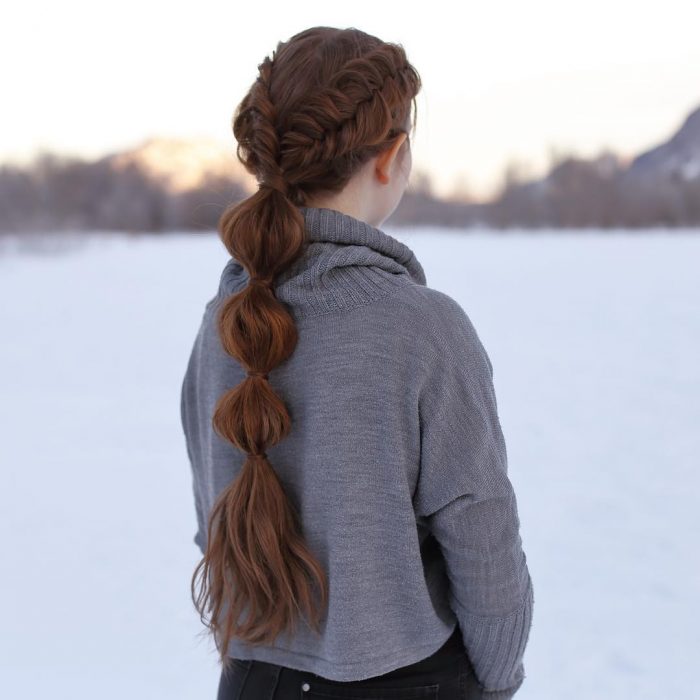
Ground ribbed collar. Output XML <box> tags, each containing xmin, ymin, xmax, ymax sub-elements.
<box><xmin>219</xmin><ymin>206</ymin><xmax>426</xmax><ymax>319</ymax></box>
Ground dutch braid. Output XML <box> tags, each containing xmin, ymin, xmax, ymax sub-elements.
<box><xmin>280</xmin><ymin>49</ymin><xmax>417</xmax><ymax>180</ymax></box>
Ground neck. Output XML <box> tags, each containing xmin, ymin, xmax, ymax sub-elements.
<box><xmin>303</xmin><ymin>178</ymin><xmax>389</xmax><ymax>228</ymax></box>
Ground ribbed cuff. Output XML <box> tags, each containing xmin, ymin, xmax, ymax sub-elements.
<box><xmin>460</xmin><ymin>573</ymin><xmax>533</xmax><ymax>692</ymax></box>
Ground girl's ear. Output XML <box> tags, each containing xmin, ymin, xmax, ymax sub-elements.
<box><xmin>374</xmin><ymin>132</ymin><xmax>408</xmax><ymax>184</ymax></box>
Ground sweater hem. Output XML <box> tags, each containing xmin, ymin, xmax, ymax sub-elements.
<box><xmin>225</xmin><ymin>626</ymin><xmax>459</xmax><ymax>682</ymax></box>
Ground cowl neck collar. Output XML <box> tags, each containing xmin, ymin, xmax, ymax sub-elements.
<box><xmin>219</xmin><ymin>205</ymin><xmax>426</xmax><ymax>318</ymax></box>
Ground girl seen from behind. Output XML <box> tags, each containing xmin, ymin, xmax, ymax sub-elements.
<box><xmin>180</xmin><ymin>25</ymin><xmax>534</xmax><ymax>700</ymax></box>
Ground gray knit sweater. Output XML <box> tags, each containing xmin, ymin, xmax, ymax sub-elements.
<box><xmin>180</xmin><ymin>206</ymin><xmax>534</xmax><ymax>697</ymax></box>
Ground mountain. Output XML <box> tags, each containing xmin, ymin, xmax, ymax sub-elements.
<box><xmin>478</xmin><ymin>100</ymin><xmax>700</xmax><ymax>228</ymax></box>
<box><xmin>625</xmin><ymin>105</ymin><xmax>700</xmax><ymax>183</ymax></box>
<box><xmin>98</xmin><ymin>136</ymin><xmax>256</xmax><ymax>193</ymax></box>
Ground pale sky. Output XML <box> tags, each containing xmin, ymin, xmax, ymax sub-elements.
<box><xmin>4</xmin><ymin>0</ymin><xmax>700</xmax><ymax>200</ymax></box>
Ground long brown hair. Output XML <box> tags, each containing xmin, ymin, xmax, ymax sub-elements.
<box><xmin>190</xmin><ymin>26</ymin><xmax>421</xmax><ymax>672</ymax></box>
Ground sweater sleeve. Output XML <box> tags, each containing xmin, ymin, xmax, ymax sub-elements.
<box><xmin>414</xmin><ymin>295</ymin><xmax>534</xmax><ymax>698</ymax></box>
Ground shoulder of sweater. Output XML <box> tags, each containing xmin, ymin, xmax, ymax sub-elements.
<box><xmin>213</xmin><ymin>255</ymin><xmax>490</xmax><ymax>373</ymax></box>
<box><xmin>216</xmin><ymin>253</ymin><xmax>470</xmax><ymax>334</ymax></box>
<box><xmin>386</xmin><ymin>283</ymin><xmax>490</xmax><ymax>369</ymax></box>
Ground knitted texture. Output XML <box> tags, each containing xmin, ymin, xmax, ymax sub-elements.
<box><xmin>180</xmin><ymin>206</ymin><xmax>534</xmax><ymax>693</ymax></box>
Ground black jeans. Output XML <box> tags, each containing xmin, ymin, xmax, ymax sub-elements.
<box><xmin>216</xmin><ymin>626</ymin><xmax>485</xmax><ymax>699</ymax></box>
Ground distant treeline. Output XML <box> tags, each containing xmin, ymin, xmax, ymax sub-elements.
<box><xmin>485</xmin><ymin>153</ymin><xmax>700</xmax><ymax>229</ymax></box>
<box><xmin>0</xmin><ymin>153</ymin><xmax>248</xmax><ymax>234</ymax></box>
<box><xmin>388</xmin><ymin>152</ymin><xmax>700</xmax><ymax>229</ymax></box>
<box><xmin>1</xmin><ymin>149</ymin><xmax>700</xmax><ymax>233</ymax></box>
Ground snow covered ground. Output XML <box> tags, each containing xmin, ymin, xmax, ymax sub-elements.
<box><xmin>1</xmin><ymin>226</ymin><xmax>698</xmax><ymax>699</ymax></box>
